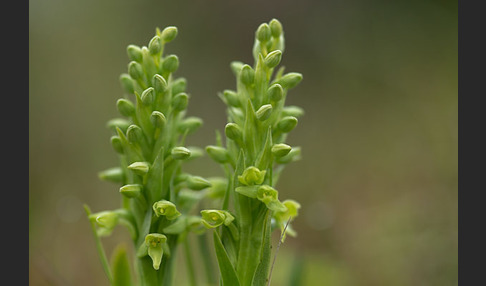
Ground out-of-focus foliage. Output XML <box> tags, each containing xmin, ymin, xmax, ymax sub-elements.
<box><xmin>29</xmin><ymin>0</ymin><xmax>457</xmax><ymax>285</ymax></box>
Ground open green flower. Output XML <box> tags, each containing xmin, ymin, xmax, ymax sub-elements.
<box><xmin>153</xmin><ymin>200</ymin><xmax>181</xmax><ymax>220</ymax></box>
<box><xmin>257</xmin><ymin>185</ymin><xmax>287</xmax><ymax>213</ymax></box>
<box><xmin>200</xmin><ymin>210</ymin><xmax>235</xmax><ymax>229</ymax></box>
<box><xmin>145</xmin><ymin>233</ymin><xmax>167</xmax><ymax>270</ymax></box>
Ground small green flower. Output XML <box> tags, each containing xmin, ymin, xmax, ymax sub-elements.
<box><xmin>119</xmin><ymin>184</ymin><xmax>143</xmax><ymax>198</ymax></box>
<box><xmin>145</xmin><ymin>233</ymin><xmax>167</xmax><ymax>270</ymax></box>
<box><xmin>200</xmin><ymin>210</ymin><xmax>235</xmax><ymax>229</ymax></box>
<box><xmin>153</xmin><ymin>200</ymin><xmax>181</xmax><ymax>220</ymax></box>
<box><xmin>206</xmin><ymin>145</ymin><xmax>229</xmax><ymax>164</ymax></box>
<box><xmin>171</xmin><ymin>146</ymin><xmax>191</xmax><ymax>160</ymax></box>
<box><xmin>238</xmin><ymin>166</ymin><xmax>266</xmax><ymax>186</ymax></box>
<box><xmin>257</xmin><ymin>185</ymin><xmax>287</xmax><ymax>212</ymax></box>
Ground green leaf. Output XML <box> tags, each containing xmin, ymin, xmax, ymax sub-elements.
<box><xmin>111</xmin><ymin>243</ymin><xmax>133</xmax><ymax>286</ymax></box>
<box><xmin>213</xmin><ymin>231</ymin><xmax>240</xmax><ymax>286</ymax></box>
<box><xmin>145</xmin><ymin>146</ymin><xmax>164</xmax><ymax>202</ymax></box>
<box><xmin>251</xmin><ymin>211</ymin><xmax>272</xmax><ymax>286</ymax></box>
<box><xmin>235</xmin><ymin>185</ymin><xmax>259</xmax><ymax>198</ymax></box>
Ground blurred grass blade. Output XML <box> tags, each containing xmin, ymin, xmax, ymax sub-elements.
<box><xmin>111</xmin><ymin>243</ymin><xmax>133</xmax><ymax>286</ymax></box>
<box><xmin>213</xmin><ymin>231</ymin><xmax>240</xmax><ymax>286</ymax></box>
<box><xmin>287</xmin><ymin>254</ymin><xmax>305</xmax><ymax>286</ymax></box>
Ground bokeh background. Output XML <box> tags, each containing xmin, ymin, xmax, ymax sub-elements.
<box><xmin>29</xmin><ymin>0</ymin><xmax>457</xmax><ymax>285</ymax></box>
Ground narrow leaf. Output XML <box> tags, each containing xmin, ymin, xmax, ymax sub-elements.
<box><xmin>111</xmin><ymin>243</ymin><xmax>133</xmax><ymax>286</ymax></box>
<box><xmin>252</xmin><ymin>211</ymin><xmax>272</xmax><ymax>286</ymax></box>
<box><xmin>213</xmin><ymin>231</ymin><xmax>241</xmax><ymax>286</ymax></box>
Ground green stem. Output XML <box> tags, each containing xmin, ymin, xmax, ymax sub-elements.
<box><xmin>198</xmin><ymin>233</ymin><xmax>217</xmax><ymax>285</ymax></box>
<box><xmin>184</xmin><ymin>236</ymin><xmax>198</xmax><ymax>286</ymax></box>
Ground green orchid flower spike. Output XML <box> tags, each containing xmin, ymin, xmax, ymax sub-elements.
<box><xmin>204</xmin><ymin>18</ymin><xmax>303</xmax><ymax>286</ymax></box>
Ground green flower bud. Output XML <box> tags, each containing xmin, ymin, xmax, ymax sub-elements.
<box><xmin>150</xmin><ymin>111</ymin><xmax>167</xmax><ymax>128</ymax></box>
<box><xmin>161</xmin><ymin>26</ymin><xmax>178</xmax><ymax>43</ymax></box>
<box><xmin>171</xmin><ymin>77</ymin><xmax>187</xmax><ymax>95</ymax></box>
<box><xmin>119</xmin><ymin>184</ymin><xmax>143</xmax><ymax>198</ymax></box>
<box><xmin>116</xmin><ymin>98</ymin><xmax>135</xmax><ymax>117</ymax></box>
<box><xmin>271</xmin><ymin>143</ymin><xmax>292</xmax><ymax>157</ymax></box>
<box><xmin>256</xmin><ymin>23</ymin><xmax>271</xmax><ymax>42</ymax></box>
<box><xmin>282</xmin><ymin>105</ymin><xmax>305</xmax><ymax>118</ymax></box>
<box><xmin>110</xmin><ymin>136</ymin><xmax>124</xmax><ymax>154</ymax></box>
<box><xmin>200</xmin><ymin>210</ymin><xmax>234</xmax><ymax>229</ymax></box>
<box><xmin>240</xmin><ymin>64</ymin><xmax>255</xmax><ymax>86</ymax></box>
<box><xmin>90</xmin><ymin>211</ymin><xmax>119</xmax><ymax>236</ymax></box>
<box><xmin>172</xmin><ymin>92</ymin><xmax>189</xmax><ymax>111</ymax></box>
<box><xmin>152</xmin><ymin>74</ymin><xmax>167</xmax><ymax>93</ymax></box>
<box><xmin>187</xmin><ymin>176</ymin><xmax>212</xmax><ymax>191</ymax></box>
<box><xmin>207</xmin><ymin>177</ymin><xmax>227</xmax><ymax>198</ymax></box>
<box><xmin>145</xmin><ymin>233</ymin><xmax>167</xmax><ymax>270</ymax></box>
<box><xmin>106</xmin><ymin>118</ymin><xmax>131</xmax><ymax>133</ymax></box>
<box><xmin>256</xmin><ymin>104</ymin><xmax>273</xmax><ymax>121</ymax></box>
<box><xmin>178</xmin><ymin>117</ymin><xmax>203</xmax><ymax>134</ymax></box>
<box><xmin>206</xmin><ymin>145</ymin><xmax>229</xmax><ymax>164</ymax></box>
<box><xmin>225</xmin><ymin>123</ymin><xmax>243</xmax><ymax>142</ymax></box>
<box><xmin>162</xmin><ymin>55</ymin><xmax>179</xmax><ymax>73</ymax></box>
<box><xmin>153</xmin><ymin>200</ymin><xmax>181</xmax><ymax>220</ymax></box>
<box><xmin>98</xmin><ymin>167</ymin><xmax>124</xmax><ymax>183</ymax></box>
<box><xmin>187</xmin><ymin>146</ymin><xmax>204</xmax><ymax>160</ymax></box>
<box><xmin>269</xmin><ymin>19</ymin><xmax>283</xmax><ymax>38</ymax></box>
<box><xmin>127</xmin><ymin>161</ymin><xmax>150</xmax><ymax>176</ymax></box>
<box><xmin>277</xmin><ymin>116</ymin><xmax>298</xmax><ymax>133</ymax></box>
<box><xmin>277</xmin><ymin>72</ymin><xmax>303</xmax><ymax>89</ymax></box>
<box><xmin>238</xmin><ymin>166</ymin><xmax>266</xmax><ymax>186</ymax></box>
<box><xmin>222</xmin><ymin>90</ymin><xmax>240</xmax><ymax>107</ymax></box>
<box><xmin>141</xmin><ymin>87</ymin><xmax>155</xmax><ymax>105</ymax></box>
<box><xmin>148</xmin><ymin>35</ymin><xmax>162</xmax><ymax>55</ymax></box>
<box><xmin>171</xmin><ymin>146</ymin><xmax>191</xmax><ymax>160</ymax></box>
<box><xmin>268</xmin><ymin>83</ymin><xmax>284</xmax><ymax>103</ymax></box>
<box><xmin>127</xmin><ymin>45</ymin><xmax>143</xmax><ymax>62</ymax></box>
<box><xmin>119</xmin><ymin>73</ymin><xmax>134</xmax><ymax>94</ymax></box>
<box><xmin>126</xmin><ymin>124</ymin><xmax>143</xmax><ymax>144</ymax></box>
<box><xmin>230</xmin><ymin>61</ymin><xmax>244</xmax><ymax>76</ymax></box>
<box><xmin>276</xmin><ymin>146</ymin><xmax>301</xmax><ymax>164</ymax></box>
<box><xmin>264</xmin><ymin>50</ymin><xmax>282</xmax><ymax>68</ymax></box>
<box><xmin>128</xmin><ymin>61</ymin><xmax>144</xmax><ymax>80</ymax></box>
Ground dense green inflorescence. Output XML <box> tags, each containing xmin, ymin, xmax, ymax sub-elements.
<box><xmin>85</xmin><ymin>26</ymin><xmax>211</xmax><ymax>286</ymax></box>
<box><xmin>202</xmin><ymin>19</ymin><xmax>303</xmax><ymax>286</ymax></box>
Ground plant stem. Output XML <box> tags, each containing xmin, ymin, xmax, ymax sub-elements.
<box><xmin>184</xmin><ymin>236</ymin><xmax>198</xmax><ymax>286</ymax></box>
<box><xmin>198</xmin><ymin>233</ymin><xmax>217</xmax><ymax>285</ymax></box>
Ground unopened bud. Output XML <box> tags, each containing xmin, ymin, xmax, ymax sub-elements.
<box><xmin>268</xmin><ymin>83</ymin><xmax>284</xmax><ymax>103</ymax></box>
<box><xmin>148</xmin><ymin>35</ymin><xmax>162</xmax><ymax>55</ymax></box>
<box><xmin>98</xmin><ymin>167</ymin><xmax>124</xmax><ymax>183</ymax></box>
<box><xmin>240</xmin><ymin>64</ymin><xmax>255</xmax><ymax>86</ymax></box>
<box><xmin>141</xmin><ymin>87</ymin><xmax>155</xmax><ymax>105</ymax></box>
<box><xmin>152</xmin><ymin>74</ymin><xmax>167</xmax><ymax>93</ymax></box>
<box><xmin>128</xmin><ymin>61</ymin><xmax>144</xmax><ymax>80</ymax></box>
<box><xmin>178</xmin><ymin>117</ymin><xmax>203</xmax><ymax>134</ymax></box>
<box><xmin>162</xmin><ymin>55</ymin><xmax>179</xmax><ymax>73</ymax></box>
<box><xmin>277</xmin><ymin>116</ymin><xmax>298</xmax><ymax>133</ymax></box>
<box><xmin>171</xmin><ymin>146</ymin><xmax>191</xmax><ymax>160</ymax></box>
<box><xmin>127</xmin><ymin>45</ymin><xmax>143</xmax><ymax>62</ymax></box>
<box><xmin>256</xmin><ymin>23</ymin><xmax>271</xmax><ymax>43</ymax></box>
<box><xmin>224</xmin><ymin>123</ymin><xmax>243</xmax><ymax>142</ymax></box>
<box><xmin>264</xmin><ymin>50</ymin><xmax>282</xmax><ymax>68</ymax></box>
<box><xmin>161</xmin><ymin>26</ymin><xmax>178</xmax><ymax>43</ymax></box>
<box><xmin>150</xmin><ymin>111</ymin><xmax>166</xmax><ymax>128</ymax></box>
<box><xmin>206</xmin><ymin>145</ymin><xmax>229</xmax><ymax>164</ymax></box>
<box><xmin>278</xmin><ymin>72</ymin><xmax>303</xmax><ymax>89</ymax></box>
<box><xmin>171</xmin><ymin>77</ymin><xmax>187</xmax><ymax>95</ymax></box>
<box><xmin>222</xmin><ymin>90</ymin><xmax>240</xmax><ymax>107</ymax></box>
<box><xmin>126</xmin><ymin>125</ymin><xmax>143</xmax><ymax>143</ymax></box>
<box><xmin>119</xmin><ymin>184</ymin><xmax>142</xmax><ymax>198</ymax></box>
<box><xmin>256</xmin><ymin>104</ymin><xmax>273</xmax><ymax>121</ymax></box>
<box><xmin>230</xmin><ymin>61</ymin><xmax>244</xmax><ymax>76</ymax></box>
<box><xmin>187</xmin><ymin>176</ymin><xmax>212</xmax><ymax>191</ymax></box>
<box><xmin>172</xmin><ymin>92</ymin><xmax>188</xmax><ymax>111</ymax></box>
<box><xmin>116</xmin><ymin>98</ymin><xmax>135</xmax><ymax>117</ymax></box>
<box><xmin>271</xmin><ymin>143</ymin><xmax>292</xmax><ymax>157</ymax></box>
<box><xmin>119</xmin><ymin>74</ymin><xmax>134</xmax><ymax>94</ymax></box>
<box><xmin>127</xmin><ymin>161</ymin><xmax>150</xmax><ymax>176</ymax></box>
<box><xmin>106</xmin><ymin>118</ymin><xmax>130</xmax><ymax>133</ymax></box>
<box><xmin>282</xmin><ymin>105</ymin><xmax>305</xmax><ymax>118</ymax></box>
<box><xmin>269</xmin><ymin>19</ymin><xmax>283</xmax><ymax>38</ymax></box>
<box><xmin>110</xmin><ymin>136</ymin><xmax>124</xmax><ymax>154</ymax></box>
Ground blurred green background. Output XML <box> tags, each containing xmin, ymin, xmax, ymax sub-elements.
<box><xmin>29</xmin><ymin>0</ymin><xmax>457</xmax><ymax>285</ymax></box>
